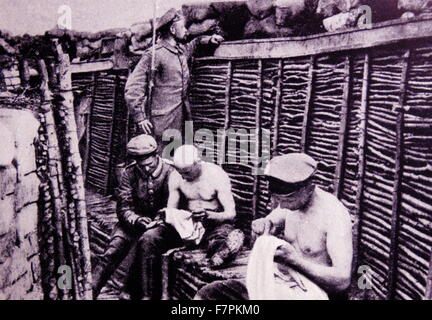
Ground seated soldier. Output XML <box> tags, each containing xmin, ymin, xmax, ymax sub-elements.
<box><xmin>92</xmin><ymin>135</ymin><xmax>182</xmax><ymax>300</ymax></box>
<box><xmin>166</xmin><ymin>145</ymin><xmax>245</xmax><ymax>268</ymax></box>
<box><xmin>195</xmin><ymin>153</ymin><xmax>353</xmax><ymax>300</ymax></box>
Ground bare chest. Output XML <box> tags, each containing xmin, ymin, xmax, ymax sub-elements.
<box><xmin>283</xmin><ymin>212</ymin><xmax>327</xmax><ymax>258</ymax></box>
<box><xmin>179</xmin><ymin>179</ymin><xmax>217</xmax><ymax>201</ymax></box>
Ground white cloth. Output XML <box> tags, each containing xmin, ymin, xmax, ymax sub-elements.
<box><xmin>246</xmin><ymin>235</ymin><xmax>328</xmax><ymax>300</ymax></box>
<box><xmin>164</xmin><ymin>208</ymin><xmax>205</xmax><ymax>245</ymax></box>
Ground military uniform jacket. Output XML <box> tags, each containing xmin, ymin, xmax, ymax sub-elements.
<box><xmin>117</xmin><ymin>158</ymin><xmax>173</xmax><ymax>228</ymax></box>
<box><xmin>124</xmin><ymin>37</ymin><xmax>203</xmax><ymax>124</ymax></box>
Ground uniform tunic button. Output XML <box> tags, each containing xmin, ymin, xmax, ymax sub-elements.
<box><xmin>149</xmin><ymin>189</ymin><xmax>154</xmax><ymax>195</ymax></box>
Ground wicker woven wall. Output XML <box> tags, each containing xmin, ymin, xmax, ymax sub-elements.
<box><xmin>189</xmin><ymin>39</ymin><xmax>432</xmax><ymax>300</ymax></box>
<box><xmin>72</xmin><ymin>70</ymin><xmax>130</xmax><ymax>195</ymax></box>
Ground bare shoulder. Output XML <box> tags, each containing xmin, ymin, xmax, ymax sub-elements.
<box><xmin>315</xmin><ymin>187</ymin><xmax>352</xmax><ymax>229</ymax></box>
<box><xmin>203</xmin><ymin>162</ymin><xmax>231</xmax><ymax>184</ymax></box>
<box><xmin>168</xmin><ymin>169</ymin><xmax>182</xmax><ymax>187</ymax></box>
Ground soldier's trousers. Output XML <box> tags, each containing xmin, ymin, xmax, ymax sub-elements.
<box><xmin>92</xmin><ymin>223</ymin><xmax>183</xmax><ymax>299</ymax></box>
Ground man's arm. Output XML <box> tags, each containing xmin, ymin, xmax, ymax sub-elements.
<box><xmin>185</xmin><ymin>35</ymin><xmax>224</xmax><ymax>60</ymax></box>
<box><xmin>206</xmin><ymin>170</ymin><xmax>236</xmax><ymax>222</ymax></box>
<box><xmin>167</xmin><ymin>171</ymin><xmax>181</xmax><ymax>209</ymax></box>
<box><xmin>124</xmin><ymin>52</ymin><xmax>151</xmax><ymax>124</ymax></box>
<box><xmin>275</xmin><ymin>210</ymin><xmax>353</xmax><ymax>292</ymax></box>
<box><xmin>117</xmin><ymin>168</ymin><xmax>141</xmax><ymax>228</ymax></box>
<box><xmin>265</xmin><ymin>208</ymin><xmax>287</xmax><ymax>230</ymax></box>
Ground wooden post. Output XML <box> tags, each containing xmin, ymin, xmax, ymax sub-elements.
<box><xmin>18</xmin><ymin>58</ymin><xmax>30</xmax><ymax>87</ymax></box>
<box><xmin>82</xmin><ymin>72</ymin><xmax>97</xmax><ymax>183</ymax></box>
<box><xmin>56</xmin><ymin>43</ymin><xmax>93</xmax><ymax>300</ymax></box>
<box><xmin>354</xmin><ymin>52</ymin><xmax>371</xmax><ymax>269</ymax></box>
<box><xmin>387</xmin><ymin>49</ymin><xmax>411</xmax><ymax>300</ymax></box>
<box><xmin>38</xmin><ymin>58</ymin><xmax>71</xmax><ymax>300</ymax></box>
<box><xmin>272</xmin><ymin>59</ymin><xmax>283</xmax><ymax>156</ymax></box>
<box><xmin>252</xmin><ymin>59</ymin><xmax>263</xmax><ymax>219</ymax></box>
<box><xmin>108</xmin><ymin>73</ymin><xmax>119</xmax><ymax>193</ymax></box>
<box><xmin>113</xmin><ymin>37</ymin><xmax>129</xmax><ymax>70</ymax></box>
<box><xmin>300</xmin><ymin>56</ymin><xmax>315</xmax><ymax>153</ymax></box>
<box><xmin>0</xmin><ymin>68</ymin><xmax>6</xmax><ymax>91</ymax></box>
<box><xmin>426</xmin><ymin>254</ymin><xmax>432</xmax><ymax>300</ymax></box>
<box><xmin>218</xmin><ymin>61</ymin><xmax>233</xmax><ymax>166</ymax></box>
<box><xmin>333</xmin><ymin>56</ymin><xmax>352</xmax><ymax>197</ymax></box>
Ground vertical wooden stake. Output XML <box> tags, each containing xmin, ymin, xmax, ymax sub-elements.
<box><xmin>18</xmin><ymin>58</ymin><xmax>30</xmax><ymax>87</ymax></box>
<box><xmin>354</xmin><ymin>52</ymin><xmax>371</xmax><ymax>270</ymax></box>
<box><xmin>426</xmin><ymin>253</ymin><xmax>432</xmax><ymax>300</ymax></box>
<box><xmin>333</xmin><ymin>55</ymin><xmax>352</xmax><ymax>197</ymax></box>
<box><xmin>108</xmin><ymin>73</ymin><xmax>119</xmax><ymax>193</ymax></box>
<box><xmin>272</xmin><ymin>59</ymin><xmax>283</xmax><ymax>156</ymax></box>
<box><xmin>300</xmin><ymin>56</ymin><xmax>316</xmax><ymax>153</ymax></box>
<box><xmin>252</xmin><ymin>59</ymin><xmax>263</xmax><ymax>220</ymax></box>
<box><xmin>38</xmin><ymin>58</ymin><xmax>71</xmax><ymax>300</ymax></box>
<box><xmin>82</xmin><ymin>72</ymin><xmax>97</xmax><ymax>183</ymax></box>
<box><xmin>113</xmin><ymin>37</ymin><xmax>129</xmax><ymax>70</ymax></box>
<box><xmin>387</xmin><ymin>49</ymin><xmax>411</xmax><ymax>300</ymax></box>
<box><xmin>57</xmin><ymin>43</ymin><xmax>93</xmax><ymax>300</ymax></box>
<box><xmin>218</xmin><ymin>61</ymin><xmax>232</xmax><ymax>166</ymax></box>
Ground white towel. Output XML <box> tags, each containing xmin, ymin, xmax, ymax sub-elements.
<box><xmin>246</xmin><ymin>235</ymin><xmax>328</xmax><ymax>300</ymax></box>
<box><xmin>164</xmin><ymin>208</ymin><xmax>206</xmax><ymax>245</ymax></box>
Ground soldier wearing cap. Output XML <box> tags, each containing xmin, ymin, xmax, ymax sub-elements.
<box><xmin>125</xmin><ymin>8</ymin><xmax>224</xmax><ymax>155</ymax></box>
<box><xmin>195</xmin><ymin>153</ymin><xmax>353</xmax><ymax>300</ymax></box>
<box><xmin>92</xmin><ymin>135</ymin><xmax>183</xmax><ymax>299</ymax></box>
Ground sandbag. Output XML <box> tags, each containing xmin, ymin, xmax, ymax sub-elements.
<box><xmin>76</xmin><ymin>43</ymin><xmax>90</xmax><ymax>60</ymax></box>
<box><xmin>275</xmin><ymin>0</ymin><xmax>319</xmax><ymax>26</ymax></box>
<box><xmin>211</xmin><ymin>1</ymin><xmax>251</xmax><ymax>40</ymax></box>
<box><xmin>316</xmin><ymin>0</ymin><xmax>363</xmax><ymax>18</ymax></box>
<box><xmin>130</xmin><ymin>21</ymin><xmax>153</xmax><ymax>41</ymax></box>
<box><xmin>247</xmin><ymin>0</ymin><xmax>276</xmax><ymax>19</ymax></box>
<box><xmin>182</xmin><ymin>3</ymin><xmax>217</xmax><ymax>25</ymax></box>
<box><xmin>398</xmin><ymin>0</ymin><xmax>432</xmax><ymax>14</ymax></box>
<box><xmin>322</xmin><ymin>7</ymin><xmax>364</xmax><ymax>32</ymax></box>
<box><xmin>187</xmin><ymin>18</ymin><xmax>220</xmax><ymax>36</ymax></box>
<box><xmin>243</xmin><ymin>14</ymin><xmax>294</xmax><ymax>39</ymax></box>
<box><xmin>130</xmin><ymin>35</ymin><xmax>152</xmax><ymax>52</ymax></box>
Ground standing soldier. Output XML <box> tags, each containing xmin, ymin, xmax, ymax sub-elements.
<box><xmin>124</xmin><ymin>8</ymin><xmax>224</xmax><ymax>156</ymax></box>
<box><xmin>92</xmin><ymin>134</ymin><xmax>182</xmax><ymax>300</ymax></box>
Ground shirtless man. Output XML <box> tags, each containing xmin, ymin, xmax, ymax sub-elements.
<box><xmin>167</xmin><ymin>145</ymin><xmax>245</xmax><ymax>268</ymax></box>
<box><xmin>195</xmin><ymin>153</ymin><xmax>353</xmax><ymax>299</ymax></box>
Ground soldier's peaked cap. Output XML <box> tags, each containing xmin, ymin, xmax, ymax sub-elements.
<box><xmin>155</xmin><ymin>8</ymin><xmax>183</xmax><ymax>30</ymax></box>
<box><xmin>127</xmin><ymin>134</ymin><xmax>157</xmax><ymax>156</ymax></box>
<box><xmin>264</xmin><ymin>153</ymin><xmax>318</xmax><ymax>184</ymax></box>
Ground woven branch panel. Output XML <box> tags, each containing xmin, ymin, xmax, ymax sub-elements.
<box><xmin>189</xmin><ymin>40</ymin><xmax>432</xmax><ymax>300</ymax></box>
<box><xmin>72</xmin><ymin>70</ymin><xmax>131</xmax><ymax>195</ymax></box>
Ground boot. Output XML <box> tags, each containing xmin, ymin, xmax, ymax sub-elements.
<box><xmin>92</xmin><ymin>263</ymin><xmax>110</xmax><ymax>299</ymax></box>
<box><xmin>209</xmin><ymin>229</ymin><xmax>245</xmax><ymax>269</ymax></box>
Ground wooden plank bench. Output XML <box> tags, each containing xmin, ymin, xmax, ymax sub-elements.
<box><xmin>163</xmin><ymin>248</ymin><xmax>250</xmax><ymax>300</ymax></box>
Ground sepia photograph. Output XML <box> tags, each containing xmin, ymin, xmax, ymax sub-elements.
<box><xmin>0</xmin><ymin>0</ymin><xmax>431</xmax><ymax>305</ymax></box>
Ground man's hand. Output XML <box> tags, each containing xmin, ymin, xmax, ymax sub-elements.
<box><xmin>209</xmin><ymin>35</ymin><xmax>224</xmax><ymax>45</ymax></box>
<box><xmin>275</xmin><ymin>242</ymin><xmax>301</xmax><ymax>266</ymax></box>
<box><xmin>252</xmin><ymin>218</ymin><xmax>272</xmax><ymax>236</ymax></box>
<box><xmin>192</xmin><ymin>210</ymin><xmax>207</xmax><ymax>223</ymax></box>
<box><xmin>137</xmin><ymin>120</ymin><xmax>153</xmax><ymax>134</ymax></box>
<box><xmin>135</xmin><ymin>216</ymin><xmax>152</xmax><ymax>231</ymax></box>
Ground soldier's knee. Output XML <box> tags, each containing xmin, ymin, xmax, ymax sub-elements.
<box><xmin>102</xmin><ymin>236</ymin><xmax>129</xmax><ymax>261</ymax></box>
<box><xmin>138</xmin><ymin>228</ymin><xmax>163</xmax><ymax>253</ymax></box>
